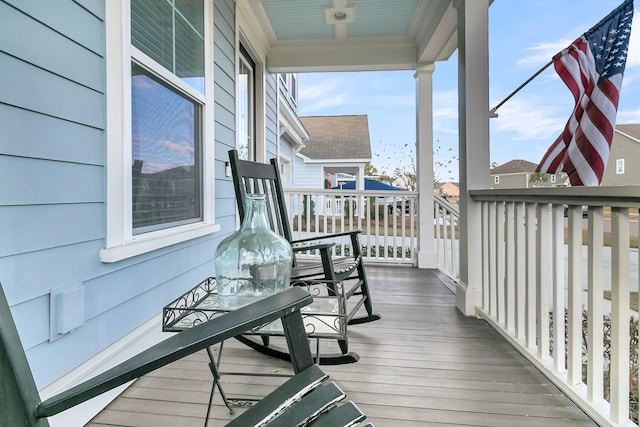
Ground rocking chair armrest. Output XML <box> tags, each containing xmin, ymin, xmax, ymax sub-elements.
<box><xmin>291</xmin><ymin>241</ymin><xmax>335</xmax><ymax>253</ymax></box>
<box><xmin>292</xmin><ymin>230</ymin><xmax>362</xmax><ymax>245</ymax></box>
<box><xmin>36</xmin><ymin>287</ymin><xmax>313</xmax><ymax>418</ymax></box>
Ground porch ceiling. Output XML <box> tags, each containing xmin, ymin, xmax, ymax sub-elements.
<box><xmin>242</xmin><ymin>0</ymin><xmax>458</xmax><ymax>72</ymax></box>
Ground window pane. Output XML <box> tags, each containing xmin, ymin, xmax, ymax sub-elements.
<box><xmin>131</xmin><ymin>0</ymin><xmax>173</xmax><ymax>71</ymax></box>
<box><xmin>175</xmin><ymin>0</ymin><xmax>204</xmax><ymax>34</ymax></box>
<box><xmin>131</xmin><ymin>0</ymin><xmax>204</xmax><ymax>93</ymax></box>
<box><xmin>131</xmin><ymin>63</ymin><xmax>201</xmax><ymax>233</ymax></box>
<box><xmin>175</xmin><ymin>10</ymin><xmax>205</xmax><ymax>92</ymax></box>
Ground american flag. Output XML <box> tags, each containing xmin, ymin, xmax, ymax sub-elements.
<box><xmin>536</xmin><ymin>0</ymin><xmax>634</xmax><ymax>186</ymax></box>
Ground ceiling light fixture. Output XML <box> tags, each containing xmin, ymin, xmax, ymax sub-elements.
<box><xmin>332</xmin><ymin>11</ymin><xmax>347</xmax><ymax>21</ymax></box>
<box><xmin>323</xmin><ymin>3</ymin><xmax>356</xmax><ymax>25</ymax></box>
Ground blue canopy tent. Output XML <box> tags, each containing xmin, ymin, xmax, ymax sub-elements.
<box><xmin>332</xmin><ymin>179</ymin><xmax>405</xmax><ymax>191</ymax></box>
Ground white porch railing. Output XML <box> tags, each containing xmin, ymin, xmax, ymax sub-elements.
<box><xmin>283</xmin><ymin>189</ymin><xmax>418</xmax><ymax>264</ymax></box>
<box><xmin>434</xmin><ymin>195</ymin><xmax>460</xmax><ymax>281</ymax></box>
<box><xmin>470</xmin><ymin>187</ymin><xmax>640</xmax><ymax>427</ymax></box>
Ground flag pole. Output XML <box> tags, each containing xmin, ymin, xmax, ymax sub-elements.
<box><xmin>489</xmin><ymin>59</ymin><xmax>553</xmax><ymax>118</ymax></box>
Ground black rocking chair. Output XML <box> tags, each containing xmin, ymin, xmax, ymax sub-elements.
<box><xmin>228</xmin><ymin>150</ymin><xmax>381</xmax><ymax>363</ymax></box>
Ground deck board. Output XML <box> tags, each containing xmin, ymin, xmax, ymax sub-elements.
<box><xmin>87</xmin><ymin>265</ymin><xmax>596</xmax><ymax>426</ymax></box>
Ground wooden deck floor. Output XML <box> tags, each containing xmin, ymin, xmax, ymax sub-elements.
<box><xmin>87</xmin><ymin>265</ymin><xmax>597</xmax><ymax>427</ymax></box>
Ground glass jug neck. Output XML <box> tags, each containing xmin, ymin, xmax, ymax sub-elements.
<box><xmin>242</xmin><ymin>194</ymin><xmax>270</xmax><ymax>232</ymax></box>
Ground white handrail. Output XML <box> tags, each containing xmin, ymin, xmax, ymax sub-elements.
<box><xmin>470</xmin><ymin>187</ymin><xmax>640</xmax><ymax>427</ymax></box>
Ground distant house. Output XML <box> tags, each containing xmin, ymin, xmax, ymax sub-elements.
<box><xmin>601</xmin><ymin>124</ymin><xmax>640</xmax><ymax>186</ymax></box>
<box><xmin>296</xmin><ymin>115</ymin><xmax>372</xmax><ymax>190</ymax></box>
<box><xmin>490</xmin><ymin>159</ymin><xmax>568</xmax><ymax>189</ymax></box>
<box><xmin>437</xmin><ymin>182</ymin><xmax>459</xmax><ymax>197</ymax></box>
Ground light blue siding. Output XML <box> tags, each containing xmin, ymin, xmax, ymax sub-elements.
<box><xmin>4</xmin><ymin>0</ymin><xmax>105</xmax><ymax>54</ymax></box>
<box><xmin>265</xmin><ymin>74</ymin><xmax>278</xmax><ymax>159</ymax></box>
<box><xmin>1</xmin><ymin>0</ymin><xmax>242</xmax><ymax>390</ymax></box>
<box><xmin>0</xmin><ymin>157</ymin><xmax>103</xmax><ymax>205</ymax></box>
<box><xmin>0</xmin><ymin>54</ymin><xmax>105</xmax><ymax>128</ymax></box>
<box><xmin>0</xmin><ymin>104</ymin><xmax>104</xmax><ymax>164</ymax></box>
<box><xmin>0</xmin><ymin>204</ymin><xmax>105</xmax><ymax>258</ymax></box>
<box><xmin>279</xmin><ymin>137</ymin><xmax>293</xmax><ymax>159</ymax></box>
<box><xmin>1</xmin><ymin>2</ymin><xmax>104</xmax><ymax>91</ymax></box>
<box><xmin>294</xmin><ymin>157</ymin><xmax>323</xmax><ymax>188</ymax></box>
<box><xmin>214</xmin><ymin>0</ymin><xmax>239</xmax><ymax>245</ymax></box>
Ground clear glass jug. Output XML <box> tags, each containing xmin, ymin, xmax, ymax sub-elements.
<box><xmin>214</xmin><ymin>194</ymin><xmax>293</xmax><ymax>310</ymax></box>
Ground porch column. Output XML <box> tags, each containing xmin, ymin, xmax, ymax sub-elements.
<box><xmin>455</xmin><ymin>0</ymin><xmax>490</xmax><ymax>315</ymax></box>
<box><xmin>415</xmin><ymin>63</ymin><xmax>436</xmax><ymax>269</ymax></box>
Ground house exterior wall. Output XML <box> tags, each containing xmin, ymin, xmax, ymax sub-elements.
<box><xmin>0</xmin><ymin>0</ymin><xmax>267</xmax><ymax>393</ymax></box>
<box><xmin>490</xmin><ymin>172</ymin><xmax>566</xmax><ymax>189</ymax></box>
<box><xmin>490</xmin><ymin>173</ymin><xmax>528</xmax><ymax>189</ymax></box>
<box><xmin>601</xmin><ymin>131</ymin><xmax>640</xmax><ymax>186</ymax></box>
<box><xmin>294</xmin><ymin>156</ymin><xmax>323</xmax><ymax>188</ymax></box>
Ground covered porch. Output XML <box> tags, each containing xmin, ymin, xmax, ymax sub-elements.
<box><xmin>88</xmin><ymin>264</ymin><xmax>595</xmax><ymax>426</ymax></box>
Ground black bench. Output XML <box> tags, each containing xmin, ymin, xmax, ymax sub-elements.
<box><xmin>0</xmin><ymin>284</ymin><xmax>371</xmax><ymax>426</ymax></box>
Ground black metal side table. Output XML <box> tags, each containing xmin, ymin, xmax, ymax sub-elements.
<box><xmin>162</xmin><ymin>277</ymin><xmax>355</xmax><ymax>422</ymax></box>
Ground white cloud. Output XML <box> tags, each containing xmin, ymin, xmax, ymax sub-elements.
<box><xmin>493</xmin><ymin>98</ymin><xmax>566</xmax><ymax>140</ymax></box>
<box><xmin>616</xmin><ymin>107</ymin><xmax>640</xmax><ymax>123</ymax></box>
<box><xmin>433</xmin><ymin>90</ymin><xmax>458</xmax><ymax>121</ymax></box>
<box><xmin>515</xmin><ymin>39</ymin><xmax>572</xmax><ymax>69</ymax></box>
<box><xmin>298</xmin><ymin>74</ymin><xmax>414</xmax><ymax>114</ymax></box>
<box><xmin>298</xmin><ymin>76</ymin><xmax>350</xmax><ymax>112</ymax></box>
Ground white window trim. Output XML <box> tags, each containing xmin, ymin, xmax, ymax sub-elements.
<box><xmin>100</xmin><ymin>0</ymin><xmax>219</xmax><ymax>263</ymax></box>
<box><xmin>236</xmin><ymin>1</ymin><xmax>268</xmax><ymax>162</ymax></box>
<box><xmin>616</xmin><ymin>158</ymin><xmax>625</xmax><ymax>174</ymax></box>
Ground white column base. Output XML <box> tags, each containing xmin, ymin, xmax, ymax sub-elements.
<box><xmin>455</xmin><ymin>281</ymin><xmax>482</xmax><ymax>316</ymax></box>
<box><xmin>417</xmin><ymin>249</ymin><xmax>437</xmax><ymax>269</ymax></box>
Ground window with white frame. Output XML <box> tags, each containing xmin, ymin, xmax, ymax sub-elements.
<box><xmin>550</xmin><ymin>174</ymin><xmax>556</xmax><ymax>183</ymax></box>
<box><xmin>101</xmin><ymin>0</ymin><xmax>217</xmax><ymax>262</ymax></box>
<box><xmin>616</xmin><ymin>158</ymin><xmax>625</xmax><ymax>174</ymax></box>
<box><xmin>493</xmin><ymin>175</ymin><xmax>500</xmax><ymax>184</ymax></box>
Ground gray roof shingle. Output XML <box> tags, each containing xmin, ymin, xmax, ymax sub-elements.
<box><xmin>490</xmin><ymin>159</ymin><xmax>538</xmax><ymax>174</ymax></box>
<box><xmin>299</xmin><ymin>115</ymin><xmax>371</xmax><ymax>160</ymax></box>
<box><xmin>616</xmin><ymin>124</ymin><xmax>640</xmax><ymax>141</ymax></box>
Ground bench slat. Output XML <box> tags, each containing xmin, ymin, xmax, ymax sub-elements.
<box><xmin>265</xmin><ymin>382</ymin><xmax>345</xmax><ymax>427</ymax></box>
<box><xmin>225</xmin><ymin>364</ymin><xmax>327</xmax><ymax>427</ymax></box>
<box><xmin>310</xmin><ymin>401</ymin><xmax>366</xmax><ymax>427</ymax></box>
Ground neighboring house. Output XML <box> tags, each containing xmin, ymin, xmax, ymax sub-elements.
<box><xmin>437</xmin><ymin>182</ymin><xmax>459</xmax><ymax>198</ymax></box>
<box><xmin>601</xmin><ymin>124</ymin><xmax>640</xmax><ymax>186</ymax></box>
<box><xmin>490</xmin><ymin>159</ymin><xmax>568</xmax><ymax>188</ymax></box>
<box><xmin>297</xmin><ymin>115</ymin><xmax>372</xmax><ymax>190</ymax></box>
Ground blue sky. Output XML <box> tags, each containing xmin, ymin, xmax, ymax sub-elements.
<box><xmin>297</xmin><ymin>0</ymin><xmax>640</xmax><ymax>182</ymax></box>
